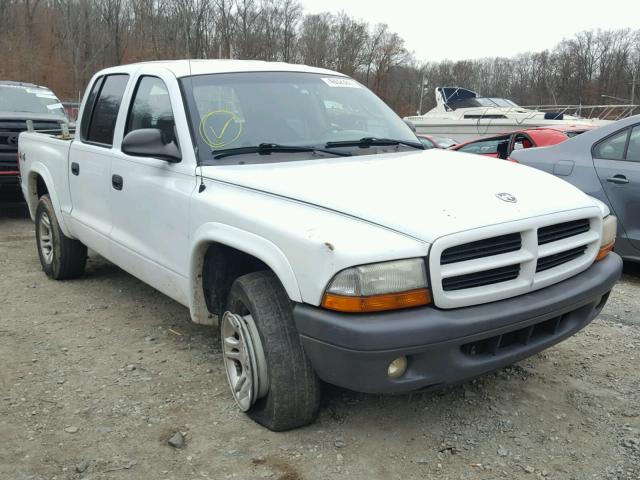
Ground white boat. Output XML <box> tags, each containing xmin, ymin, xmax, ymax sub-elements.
<box><xmin>404</xmin><ymin>87</ymin><xmax>637</xmax><ymax>143</ymax></box>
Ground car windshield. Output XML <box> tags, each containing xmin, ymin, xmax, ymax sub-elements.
<box><xmin>181</xmin><ymin>72</ymin><xmax>418</xmax><ymax>162</ymax></box>
<box><xmin>0</xmin><ymin>85</ymin><xmax>66</xmax><ymax>118</ymax></box>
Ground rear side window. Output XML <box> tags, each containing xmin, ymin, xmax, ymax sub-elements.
<box><xmin>593</xmin><ymin>129</ymin><xmax>629</xmax><ymax>160</ymax></box>
<box><xmin>84</xmin><ymin>74</ymin><xmax>129</xmax><ymax>146</ymax></box>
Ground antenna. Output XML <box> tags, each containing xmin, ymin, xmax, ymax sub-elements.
<box><xmin>190</xmin><ymin>58</ymin><xmax>206</xmax><ymax>193</ymax></box>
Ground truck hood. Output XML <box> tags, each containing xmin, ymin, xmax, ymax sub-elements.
<box><xmin>202</xmin><ymin>149</ymin><xmax>598</xmax><ymax>243</ymax></box>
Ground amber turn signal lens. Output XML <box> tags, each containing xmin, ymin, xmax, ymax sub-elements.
<box><xmin>321</xmin><ymin>288</ymin><xmax>431</xmax><ymax>313</ymax></box>
<box><xmin>595</xmin><ymin>241</ymin><xmax>614</xmax><ymax>261</ymax></box>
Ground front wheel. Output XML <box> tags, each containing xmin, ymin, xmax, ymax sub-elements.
<box><xmin>221</xmin><ymin>271</ymin><xmax>320</xmax><ymax>431</ymax></box>
<box><xmin>35</xmin><ymin>194</ymin><xmax>87</xmax><ymax>280</ymax></box>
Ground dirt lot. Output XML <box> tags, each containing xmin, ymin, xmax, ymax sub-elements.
<box><xmin>1</xmin><ymin>196</ymin><xmax>639</xmax><ymax>480</ymax></box>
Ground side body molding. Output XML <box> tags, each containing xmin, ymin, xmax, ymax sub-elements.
<box><xmin>188</xmin><ymin>222</ymin><xmax>302</xmax><ymax>325</ymax></box>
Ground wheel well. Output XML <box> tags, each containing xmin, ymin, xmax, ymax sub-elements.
<box><xmin>202</xmin><ymin>243</ymin><xmax>270</xmax><ymax>316</ymax></box>
<box><xmin>35</xmin><ymin>174</ymin><xmax>48</xmax><ymax>198</ymax></box>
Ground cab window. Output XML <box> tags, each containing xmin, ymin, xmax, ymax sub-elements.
<box><xmin>126</xmin><ymin>76</ymin><xmax>176</xmax><ymax>144</ymax></box>
<box><xmin>84</xmin><ymin>74</ymin><xmax>129</xmax><ymax>146</ymax></box>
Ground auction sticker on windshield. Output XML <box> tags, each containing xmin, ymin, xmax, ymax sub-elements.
<box><xmin>321</xmin><ymin>77</ymin><xmax>362</xmax><ymax>88</ymax></box>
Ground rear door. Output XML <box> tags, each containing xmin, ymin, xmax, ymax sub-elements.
<box><xmin>68</xmin><ymin>74</ymin><xmax>130</xmax><ymax>256</ymax></box>
<box><xmin>593</xmin><ymin>124</ymin><xmax>640</xmax><ymax>251</ymax></box>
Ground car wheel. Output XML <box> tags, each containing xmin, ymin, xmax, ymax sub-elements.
<box><xmin>221</xmin><ymin>271</ymin><xmax>320</xmax><ymax>431</ymax></box>
<box><xmin>35</xmin><ymin>194</ymin><xmax>87</xmax><ymax>279</ymax></box>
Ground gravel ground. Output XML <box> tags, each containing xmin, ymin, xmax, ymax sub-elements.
<box><xmin>1</xmin><ymin>196</ymin><xmax>639</xmax><ymax>480</ymax></box>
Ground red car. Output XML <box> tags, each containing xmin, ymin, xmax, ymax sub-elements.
<box><xmin>417</xmin><ymin>134</ymin><xmax>458</xmax><ymax>149</ymax></box>
<box><xmin>451</xmin><ymin>125</ymin><xmax>596</xmax><ymax>160</ymax></box>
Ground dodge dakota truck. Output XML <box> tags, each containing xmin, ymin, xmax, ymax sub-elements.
<box><xmin>18</xmin><ymin>60</ymin><xmax>622</xmax><ymax>431</ymax></box>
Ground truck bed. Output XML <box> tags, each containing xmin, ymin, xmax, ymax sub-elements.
<box><xmin>18</xmin><ymin>131</ymin><xmax>75</xmax><ymax>223</ymax></box>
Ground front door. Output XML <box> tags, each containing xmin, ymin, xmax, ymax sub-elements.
<box><xmin>593</xmin><ymin>124</ymin><xmax>640</xmax><ymax>251</ymax></box>
<box><xmin>109</xmin><ymin>73</ymin><xmax>195</xmax><ymax>305</ymax></box>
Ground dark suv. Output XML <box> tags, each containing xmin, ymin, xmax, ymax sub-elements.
<box><xmin>0</xmin><ymin>81</ymin><xmax>68</xmax><ymax>191</ymax></box>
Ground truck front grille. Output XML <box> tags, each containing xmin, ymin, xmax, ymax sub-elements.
<box><xmin>429</xmin><ymin>212</ymin><xmax>601</xmax><ymax>309</ymax></box>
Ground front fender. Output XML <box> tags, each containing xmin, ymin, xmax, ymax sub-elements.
<box><xmin>188</xmin><ymin>222</ymin><xmax>301</xmax><ymax>325</ymax></box>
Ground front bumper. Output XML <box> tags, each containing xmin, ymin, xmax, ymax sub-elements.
<box><xmin>294</xmin><ymin>253</ymin><xmax>622</xmax><ymax>393</ymax></box>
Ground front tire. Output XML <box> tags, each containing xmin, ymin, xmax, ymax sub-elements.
<box><xmin>35</xmin><ymin>194</ymin><xmax>87</xmax><ymax>279</ymax></box>
<box><xmin>221</xmin><ymin>271</ymin><xmax>320</xmax><ymax>431</ymax></box>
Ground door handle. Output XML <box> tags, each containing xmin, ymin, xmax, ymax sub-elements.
<box><xmin>112</xmin><ymin>174</ymin><xmax>123</xmax><ymax>190</ymax></box>
<box><xmin>606</xmin><ymin>175</ymin><xmax>629</xmax><ymax>185</ymax></box>
<box><xmin>71</xmin><ymin>162</ymin><xmax>79</xmax><ymax>176</ymax></box>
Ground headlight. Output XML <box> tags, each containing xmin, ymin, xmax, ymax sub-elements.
<box><xmin>596</xmin><ymin>215</ymin><xmax>617</xmax><ymax>261</ymax></box>
<box><xmin>321</xmin><ymin>258</ymin><xmax>431</xmax><ymax>313</ymax></box>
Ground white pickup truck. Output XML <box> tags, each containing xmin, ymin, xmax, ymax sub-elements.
<box><xmin>18</xmin><ymin>60</ymin><xmax>622</xmax><ymax>431</ymax></box>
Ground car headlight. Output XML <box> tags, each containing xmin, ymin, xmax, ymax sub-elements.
<box><xmin>596</xmin><ymin>215</ymin><xmax>617</xmax><ymax>261</ymax></box>
<box><xmin>321</xmin><ymin>258</ymin><xmax>431</xmax><ymax>313</ymax></box>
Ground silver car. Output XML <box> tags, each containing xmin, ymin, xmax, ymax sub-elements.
<box><xmin>511</xmin><ymin>114</ymin><xmax>640</xmax><ymax>263</ymax></box>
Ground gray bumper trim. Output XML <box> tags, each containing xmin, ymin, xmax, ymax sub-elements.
<box><xmin>293</xmin><ymin>253</ymin><xmax>622</xmax><ymax>393</ymax></box>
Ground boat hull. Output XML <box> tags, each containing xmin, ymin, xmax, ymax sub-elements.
<box><xmin>406</xmin><ymin>118</ymin><xmax>610</xmax><ymax>143</ymax></box>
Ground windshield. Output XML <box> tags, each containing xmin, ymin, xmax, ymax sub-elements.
<box><xmin>0</xmin><ymin>85</ymin><xmax>66</xmax><ymax>118</ymax></box>
<box><xmin>181</xmin><ymin>72</ymin><xmax>418</xmax><ymax>162</ymax></box>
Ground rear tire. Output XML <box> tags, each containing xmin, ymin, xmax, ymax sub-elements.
<box><xmin>35</xmin><ymin>194</ymin><xmax>87</xmax><ymax>280</ymax></box>
<box><xmin>221</xmin><ymin>271</ymin><xmax>320</xmax><ymax>431</ymax></box>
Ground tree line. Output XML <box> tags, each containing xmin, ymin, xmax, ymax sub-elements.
<box><xmin>0</xmin><ymin>0</ymin><xmax>638</xmax><ymax>116</ymax></box>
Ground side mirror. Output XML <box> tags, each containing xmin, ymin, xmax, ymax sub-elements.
<box><xmin>121</xmin><ymin>128</ymin><xmax>181</xmax><ymax>163</ymax></box>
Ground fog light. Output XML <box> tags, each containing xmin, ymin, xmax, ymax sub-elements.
<box><xmin>388</xmin><ymin>356</ymin><xmax>408</xmax><ymax>379</ymax></box>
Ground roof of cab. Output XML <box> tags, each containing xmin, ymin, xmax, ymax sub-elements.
<box><xmin>98</xmin><ymin>59</ymin><xmax>346</xmax><ymax>79</ymax></box>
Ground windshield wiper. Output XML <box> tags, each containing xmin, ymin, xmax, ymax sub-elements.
<box><xmin>325</xmin><ymin>137</ymin><xmax>424</xmax><ymax>150</ymax></box>
<box><xmin>213</xmin><ymin>143</ymin><xmax>351</xmax><ymax>160</ymax></box>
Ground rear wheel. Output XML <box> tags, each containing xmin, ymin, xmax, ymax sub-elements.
<box><xmin>35</xmin><ymin>194</ymin><xmax>87</xmax><ymax>279</ymax></box>
<box><xmin>221</xmin><ymin>271</ymin><xmax>320</xmax><ymax>431</ymax></box>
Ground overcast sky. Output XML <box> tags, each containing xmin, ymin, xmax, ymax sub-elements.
<box><xmin>299</xmin><ymin>0</ymin><xmax>638</xmax><ymax>62</ymax></box>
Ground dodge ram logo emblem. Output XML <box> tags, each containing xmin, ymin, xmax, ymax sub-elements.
<box><xmin>496</xmin><ymin>192</ymin><xmax>517</xmax><ymax>203</ymax></box>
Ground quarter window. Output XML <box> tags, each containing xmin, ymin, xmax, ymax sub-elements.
<box><xmin>85</xmin><ymin>74</ymin><xmax>129</xmax><ymax>146</ymax></box>
<box><xmin>625</xmin><ymin>126</ymin><xmax>640</xmax><ymax>162</ymax></box>
<box><xmin>594</xmin><ymin>129</ymin><xmax>629</xmax><ymax>161</ymax></box>
<box><xmin>125</xmin><ymin>76</ymin><xmax>176</xmax><ymax>144</ymax></box>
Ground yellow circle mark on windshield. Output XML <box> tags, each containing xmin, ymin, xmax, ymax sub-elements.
<box><xmin>199</xmin><ymin>110</ymin><xmax>243</xmax><ymax>149</ymax></box>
